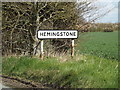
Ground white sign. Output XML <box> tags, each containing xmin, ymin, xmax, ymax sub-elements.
<box><xmin>37</xmin><ymin>30</ymin><xmax>78</xmax><ymax>39</ymax></box>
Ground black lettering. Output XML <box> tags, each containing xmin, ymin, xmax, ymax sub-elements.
<box><xmin>60</xmin><ymin>32</ymin><xmax>63</xmax><ymax>36</ymax></box>
<box><xmin>74</xmin><ymin>32</ymin><xmax>77</xmax><ymax>36</ymax></box>
<box><xmin>39</xmin><ymin>32</ymin><xmax>45</xmax><ymax>36</ymax></box>
<box><xmin>69</xmin><ymin>32</ymin><xmax>73</xmax><ymax>36</ymax></box>
<box><xmin>47</xmin><ymin>32</ymin><xmax>51</xmax><ymax>36</ymax></box>
<box><xmin>44</xmin><ymin>32</ymin><xmax>46</xmax><ymax>36</ymax></box>
<box><xmin>52</xmin><ymin>32</ymin><xmax>57</xmax><ymax>36</ymax></box>
<box><xmin>63</xmin><ymin>32</ymin><xmax>66</xmax><ymax>36</ymax></box>
<box><xmin>66</xmin><ymin>32</ymin><xmax>69</xmax><ymax>36</ymax></box>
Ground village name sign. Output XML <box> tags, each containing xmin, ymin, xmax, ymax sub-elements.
<box><xmin>37</xmin><ymin>30</ymin><xmax>78</xmax><ymax>59</ymax></box>
<box><xmin>37</xmin><ymin>30</ymin><xmax>78</xmax><ymax>39</ymax></box>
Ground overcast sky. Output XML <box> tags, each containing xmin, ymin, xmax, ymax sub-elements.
<box><xmin>95</xmin><ymin>0</ymin><xmax>119</xmax><ymax>23</ymax></box>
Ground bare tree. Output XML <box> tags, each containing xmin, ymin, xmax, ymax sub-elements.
<box><xmin>2</xmin><ymin>0</ymin><xmax>113</xmax><ymax>56</ymax></box>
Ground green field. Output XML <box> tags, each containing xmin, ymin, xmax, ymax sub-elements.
<box><xmin>2</xmin><ymin>31</ymin><xmax>119</xmax><ymax>88</ymax></box>
<box><xmin>78</xmin><ymin>31</ymin><xmax>118</xmax><ymax>60</ymax></box>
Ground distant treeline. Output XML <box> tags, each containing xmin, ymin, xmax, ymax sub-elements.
<box><xmin>77</xmin><ymin>23</ymin><xmax>118</xmax><ymax>32</ymax></box>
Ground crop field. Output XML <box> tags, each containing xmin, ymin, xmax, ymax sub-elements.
<box><xmin>77</xmin><ymin>31</ymin><xmax>118</xmax><ymax>60</ymax></box>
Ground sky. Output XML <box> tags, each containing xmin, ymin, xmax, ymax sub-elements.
<box><xmin>94</xmin><ymin>0</ymin><xmax>119</xmax><ymax>23</ymax></box>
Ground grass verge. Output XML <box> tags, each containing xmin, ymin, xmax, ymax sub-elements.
<box><xmin>2</xmin><ymin>56</ymin><xmax>118</xmax><ymax>88</ymax></box>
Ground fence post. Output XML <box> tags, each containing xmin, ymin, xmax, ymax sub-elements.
<box><xmin>71</xmin><ymin>39</ymin><xmax>75</xmax><ymax>58</ymax></box>
<box><xmin>40</xmin><ymin>40</ymin><xmax>44</xmax><ymax>59</ymax></box>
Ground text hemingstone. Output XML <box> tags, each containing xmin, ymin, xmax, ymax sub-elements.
<box><xmin>37</xmin><ymin>30</ymin><xmax>78</xmax><ymax>39</ymax></box>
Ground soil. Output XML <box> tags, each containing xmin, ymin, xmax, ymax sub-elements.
<box><xmin>1</xmin><ymin>75</ymin><xmax>53</xmax><ymax>89</ymax></box>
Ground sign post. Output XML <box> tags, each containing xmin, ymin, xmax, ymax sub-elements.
<box><xmin>71</xmin><ymin>39</ymin><xmax>75</xmax><ymax>58</ymax></box>
<box><xmin>40</xmin><ymin>40</ymin><xmax>44</xmax><ymax>59</ymax></box>
<box><xmin>37</xmin><ymin>30</ymin><xmax>78</xmax><ymax>59</ymax></box>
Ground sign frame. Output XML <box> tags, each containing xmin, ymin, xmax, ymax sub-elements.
<box><xmin>37</xmin><ymin>30</ymin><xmax>79</xmax><ymax>39</ymax></box>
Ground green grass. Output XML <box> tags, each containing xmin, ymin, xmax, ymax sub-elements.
<box><xmin>77</xmin><ymin>31</ymin><xmax>118</xmax><ymax>60</ymax></box>
<box><xmin>2</xmin><ymin>56</ymin><xmax>118</xmax><ymax>88</ymax></box>
<box><xmin>2</xmin><ymin>32</ymin><xmax>119</xmax><ymax>88</ymax></box>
